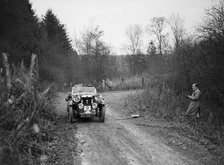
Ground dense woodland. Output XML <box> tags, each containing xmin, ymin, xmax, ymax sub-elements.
<box><xmin>0</xmin><ymin>0</ymin><xmax>224</xmax><ymax>121</ymax></box>
<box><xmin>0</xmin><ymin>0</ymin><xmax>224</xmax><ymax>163</ymax></box>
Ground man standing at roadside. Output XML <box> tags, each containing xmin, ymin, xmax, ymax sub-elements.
<box><xmin>185</xmin><ymin>83</ymin><xmax>201</xmax><ymax>118</ymax></box>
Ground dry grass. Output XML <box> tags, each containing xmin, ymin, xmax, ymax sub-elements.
<box><xmin>0</xmin><ymin>53</ymin><xmax>56</xmax><ymax>165</ymax></box>
<box><xmin>107</xmin><ymin>75</ymin><xmax>154</xmax><ymax>91</ymax></box>
<box><xmin>126</xmin><ymin>80</ymin><xmax>224</xmax><ymax>159</ymax></box>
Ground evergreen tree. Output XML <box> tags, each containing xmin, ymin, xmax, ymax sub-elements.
<box><xmin>41</xmin><ymin>9</ymin><xmax>78</xmax><ymax>84</ymax></box>
<box><xmin>0</xmin><ymin>0</ymin><xmax>40</xmax><ymax>66</ymax></box>
<box><xmin>43</xmin><ymin>9</ymin><xmax>73</xmax><ymax>56</ymax></box>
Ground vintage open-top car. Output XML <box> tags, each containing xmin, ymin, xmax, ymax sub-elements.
<box><xmin>66</xmin><ymin>85</ymin><xmax>106</xmax><ymax>123</ymax></box>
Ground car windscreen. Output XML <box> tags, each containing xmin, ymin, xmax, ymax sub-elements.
<box><xmin>72</xmin><ymin>87</ymin><xmax>97</xmax><ymax>95</ymax></box>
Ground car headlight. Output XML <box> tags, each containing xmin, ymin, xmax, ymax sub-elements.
<box><xmin>95</xmin><ymin>94</ymin><xmax>102</xmax><ymax>102</ymax></box>
<box><xmin>92</xmin><ymin>103</ymin><xmax>98</xmax><ymax>109</ymax></box>
<box><xmin>101</xmin><ymin>99</ymin><xmax>105</xmax><ymax>104</ymax></box>
<box><xmin>73</xmin><ymin>95</ymin><xmax>81</xmax><ymax>102</ymax></box>
<box><xmin>78</xmin><ymin>103</ymin><xmax>84</xmax><ymax>109</ymax></box>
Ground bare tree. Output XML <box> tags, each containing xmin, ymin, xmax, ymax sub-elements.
<box><xmin>125</xmin><ymin>24</ymin><xmax>143</xmax><ymax>55</ymax></box>
<box><xmin>74</xmin><ymin>25</ymin><xmax>111</xmax><ymax>82</ymax></box>
<box><xmin>168</xmin><ymin>14</ymin><xmax>186</xmax><ymax>49</ymax></box>
<box><xmin>75</xmin><ymin>28</ymin><xmax>94</xmax><ymax>55</ymax></box>
<box><xmin>75</xmin><ymin>25</ymin><xmax>110</xmax><ymax>56</ymax></box>
<box><xmin>146</xmin><ymin>17</ymin><xmax>167</xmax><ymax>55</ymax></box>
<box><xmin>199</xmin><ymin>1</ymin><xmax>224</xmax><ymax>41</ymax></box>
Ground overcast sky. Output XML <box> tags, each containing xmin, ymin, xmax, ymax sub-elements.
<box><xmin>30</xmin><ymin>0</ymin><xmax>215</xmax><ymax>54</ymax></box>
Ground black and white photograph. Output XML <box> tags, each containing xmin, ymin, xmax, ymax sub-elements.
<box><xmin>0</xmin><ymin>0</ymin><xmax>224</xmax><ymax>164</ymax></box>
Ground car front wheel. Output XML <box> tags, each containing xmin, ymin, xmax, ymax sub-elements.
<box><xmin>99</xmin><ymin>106</ymin><xmax>105</xmax><ymax>122</ymax></box>
<box><xmin>68</xmin><ymin>106</ymin><xmax>73</xmax><ymax>123</ymax></box>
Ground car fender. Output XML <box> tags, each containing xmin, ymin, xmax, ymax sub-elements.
<box><xmin>68</xmin><ymin>100</ymin><xmax>73</xmax><ymax>106</ymax></box>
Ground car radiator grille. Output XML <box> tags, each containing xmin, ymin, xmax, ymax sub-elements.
<box><xmin>82</xmin><ymin>97</ymin><xmax>93</xmax><ymax>105</ymax></box>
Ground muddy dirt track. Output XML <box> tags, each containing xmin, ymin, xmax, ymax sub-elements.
<box><xmin>53</xmin><ymin>90</ymin><xmax>204</xmax><ymax>165</ymax></box>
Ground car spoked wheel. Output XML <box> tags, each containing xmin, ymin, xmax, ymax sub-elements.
<box><xmin>99</xmin><ymin>106</ymin><xmax>105</xmax><ymax>122</ymax></box>
<box><xmin>68</xmin><ymin>106</ymin><xmax>73</xmax><ymax>123</ymax></box>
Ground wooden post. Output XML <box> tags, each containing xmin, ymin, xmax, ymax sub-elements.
<box><xmin>142</xmin><ymin>77</ymin><xmax>145</xmax><ymax>88</ymax></box>
<box><xmin>102</xmin><ymin>79</ymin><xmax>105</xmax><ymax>91</ymax></box>
<box><xmin>121</xmin><ymin>78</ymin><xmax>124</xmax><ymax>90</ymax></box>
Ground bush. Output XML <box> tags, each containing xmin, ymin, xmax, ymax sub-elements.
<box><xmin>0</xmin><ymin>53</ymin><xmax>56</xmax><ymax>165</ymax></box>
<box><xmin>129</xmin><ymin>78</ymin><xmax>224</xmax><ymax>154</ymax></box>
<box><xmin>106</xmin><ymin>75</ymin><xmax>152</xmax><ymax>91</ymax></box>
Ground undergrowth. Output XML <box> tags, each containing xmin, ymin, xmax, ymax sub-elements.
<box><xmin>0</xmin><ymin>53</ymin><xmax>57</xmax><ymax>165</ymax></box>
<box><xmin>104</xmin><ymin>75</ymin><xmax>153</xmax><ymax>91</ymax></box>
<box><xmin>125</xmin><ymin>79</ymin><xmax>224</xmax><ymax>158</ymax></box>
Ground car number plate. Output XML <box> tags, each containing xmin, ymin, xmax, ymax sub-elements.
<box><xmin>84</xmin><ymin>106</ymin><xmax>91</xmax><ymax>112</ymax></box>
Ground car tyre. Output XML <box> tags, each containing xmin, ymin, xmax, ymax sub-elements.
<box><xmin>99</xmin><ymin>106</ymin><xmax>105</xmax><ymax>122</ymax></box>
<box><xmin>68</xmin><ymin>106</ymin><xmax>73</xmax><ymax>123</ymax></box>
